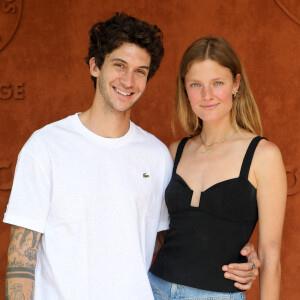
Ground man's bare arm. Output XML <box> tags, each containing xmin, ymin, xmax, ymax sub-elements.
<box><xmin>6</xmin><ymin>225</ymin><xmax>41</xmax><ymax>300</ymax></box>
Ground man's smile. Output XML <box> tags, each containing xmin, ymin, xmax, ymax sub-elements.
<box><xmin>113</xmin><ymin>86</ymin><xmax>134</xmax><ymax>97</ymax></box>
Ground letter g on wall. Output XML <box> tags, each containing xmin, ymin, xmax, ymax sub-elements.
<box><xmin>0</xmin><ymin>0</ymin><xmax>23</xmax><ymax>51</ymax></box>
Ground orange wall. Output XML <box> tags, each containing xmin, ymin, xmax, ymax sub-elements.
<box><xmin>1</xmin><ymin>1</ymin><xmax>299</xmax><ymax>299</ymax></box>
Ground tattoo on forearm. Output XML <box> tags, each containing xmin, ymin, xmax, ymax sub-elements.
<box><xmin>19</xmin><ymin>230</ymin><xmax>30</xmax><ymax>248</ymax></box>
<box><xmin>5</xmin><ymin>280</ymin><xmax>8</xmax><ymax>300</ymax></box>
<box><xmin>7</xmin><ymin>267</ymin><xmax>35</xmax><ymax>275</ymax></box>
<box><xmin>19</xmin><ymin>229</ymin><xmax>38</xmax><ymax>248</ymax></box>
<box><xmin>7</xmin><ymin>258</ymin><xmax>24</xmax><ymax>268</ymax></box>
<box><xmin>10</xmin><ymin>226</ymin><xmax>20</xmax><ymax>240</ymax></box>
<box><xmin>9</xmin><ymin>283</ymin><xmax>25</xmax><ymax>300</ymax></box>
<box><xmin>24</xmin><ymin>248</ymin><xmax>37</xmax><ymax>261</ymax></box>
<box><xmin>8</xmin><ymin>245</ymin><xmax>17</xmax><ymax>256</ymax></box>
<box><xmin>26</xmin><ymin>262</ymin><xmax>35</xmax><ymax>270</ymax></box>
<box><xmin>32</xmin><ymin>231</ymin><xmax>38</xmax><ymax>248</ymax></box>
<box><xmin>6</xmin><ymin>227</ymin><xmax>39</xmax><ymax>300</ymax></box>
<box><xmin>6</xmin><ymin>266</ymin><xmax>36</xmax><ymax>298</ymax></box>
<box><xmin>8</xmin><ymin>227</ymin><xmax>40</xmax><ymax>263</ymax></box>
<box><xmin>7</xmin><ymin>259</ymin><xmax>35</xmax><ymax>270</ymax></box>
<box><xmin>6</xmin><ymin>273</ymin><xmax>35</xmax><ymax>280</ymax></box>
<box><xmin>30</xmin><ymin>282</ymin><xmax>34</xmax><ymax>300</ymax></box>
<box><xmin>6</xmin><ymin>265</ymin><xmax>35</xmax><ymax>281</ymax></box>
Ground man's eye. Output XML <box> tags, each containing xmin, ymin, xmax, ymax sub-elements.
<box><xmin>137</xmin><ymin>69</ymin><xmax>146</xmax><ymax>75</ymax></box>
<box><xmin>215</xmin><ymin>81</ymin><xmax>223</xmax><ymax>86</ymax></box>
<box><xmin>115</xmin><ymin>63</ymin><xmax>124</xmax><ymax>68</ymax></box>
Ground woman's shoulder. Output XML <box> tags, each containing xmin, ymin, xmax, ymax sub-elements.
<box><xmin>168</xmin><ymin>140</ymin><xmax>182</xmax><ymax>161</ymax></box>
<box><xmin>168</xmin><ymin>137</ymin><xmax>194</xmax><ymax>160</ymax></box>
<box><xmin>251</xmin><ymin>136</ymin><xmax>284</xmax><ymax>173</ymax></box>
<box><xmin>254</xmin><ymin>137</ymin><xmax>282</xmax><ymax>159</ymax></box>
<box><xmin>234</xmin><ymin>131</ymin><xmax>282</xmax><ymax>164</ymax></box>
<box><xmin>236</xmin><ymin>131</ymin><xmax>279</xmax><ymax>154</ymax></box>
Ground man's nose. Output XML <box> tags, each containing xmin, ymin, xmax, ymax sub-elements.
<box><xmin>120</xmin><ymin>70</ymin><xmax>135</xmax><ymax>87</ymax></box>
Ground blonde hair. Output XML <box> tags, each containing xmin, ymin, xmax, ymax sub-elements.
<box><xmin>175</xmin><ymin>36</ymin><xmax>262</xmax><ymax>137</ymax></box>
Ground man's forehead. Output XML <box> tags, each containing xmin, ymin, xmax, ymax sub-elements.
<box><xmin>106</xmin><ymin>42</ymin><xmax>151</xmax><ymax>66</ymax></box>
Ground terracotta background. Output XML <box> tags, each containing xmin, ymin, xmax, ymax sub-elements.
<box><xmin>0</xmin><ymin>0</ymin><xmax>299</xmax><ymax>298</ymax></box>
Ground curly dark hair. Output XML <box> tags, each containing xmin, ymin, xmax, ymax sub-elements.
<box><xmin>85</xmin><ymin>12</ymin><xmax>164</xmax><ymax>88</ymax></box>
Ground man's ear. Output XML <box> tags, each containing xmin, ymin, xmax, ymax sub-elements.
<box><xmin>89</xmin><ymin>57</ymin><xmax>100</xmax><ymax>77</ymax></box>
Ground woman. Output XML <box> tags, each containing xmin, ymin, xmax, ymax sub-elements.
<box><xmin>149</xmin><ymin>37</ymin><xmax>286</xmax><ymax>299</ymax></box>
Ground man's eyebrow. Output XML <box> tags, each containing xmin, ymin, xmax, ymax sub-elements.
<box><xmin>111</xmin><ymin>58</ymin><xmax>149</xmax><ymax>70</ymax></box>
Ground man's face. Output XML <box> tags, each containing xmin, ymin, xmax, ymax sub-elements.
<box><xmin>95</xmin><ymin>42</ymin><xmax>151</xmax><ymax>113</ymax></box>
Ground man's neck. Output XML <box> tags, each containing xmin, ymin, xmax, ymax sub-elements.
<box><xmin>79</xmin><ymin>102</ymin><xmax>131</xmax><ymax>139</ymax></box>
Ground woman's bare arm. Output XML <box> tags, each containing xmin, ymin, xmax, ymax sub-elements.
<box><xmin>255</xmin><ymin>141</ymin><xmax>287</xmax><ymax>299</ymax></box>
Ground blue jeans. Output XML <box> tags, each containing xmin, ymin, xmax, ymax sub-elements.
<box><xmin>148</xmin><ymin>272</ymin><xmax>246</xmax><ymax>300</ymax></box>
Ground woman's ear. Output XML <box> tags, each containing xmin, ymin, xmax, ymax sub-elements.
<box><xmin>233</xmin><ymin>73</ymin><xmax>241</xmax><ymax>92</ymax></box>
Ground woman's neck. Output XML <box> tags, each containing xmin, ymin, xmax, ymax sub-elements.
<box><xmin>200</xmin><ymin>118</ymin><xmax>235</xmax><ymax>145</ymax></box>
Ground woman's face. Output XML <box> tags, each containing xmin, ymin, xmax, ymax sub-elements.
<box><xmin>185</xmin><ymin>59</ymin><xmax>240</xmax><ymax>123</ymax></box>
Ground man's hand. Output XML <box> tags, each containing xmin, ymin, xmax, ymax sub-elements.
<box><xmin>222</xmin><ymin>243</ymin><xmax>260</xmax><ymax>290</ymax></box>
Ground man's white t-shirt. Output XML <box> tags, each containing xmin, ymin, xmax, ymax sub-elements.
<box><xmin>4</xmin><ymin>114</ymin><xmax>173</xmax><ymax>300</ymax></box>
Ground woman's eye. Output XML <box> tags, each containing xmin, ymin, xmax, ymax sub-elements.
<box><xmin>191</xmin><ymin>83</ymin><xmax>199</xmax><ymax>87</ymax></box>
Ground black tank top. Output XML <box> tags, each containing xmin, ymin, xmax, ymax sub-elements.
<box><xmin>150</xmin><ymin>136</ymin><xmax>266</xmax><ymax>293</ymax></box>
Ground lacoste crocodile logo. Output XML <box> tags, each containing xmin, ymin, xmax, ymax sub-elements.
<box><xmin>143</xmin><ymin>173</ymin><xmax>149</xmax><ymax>178</ymax></box>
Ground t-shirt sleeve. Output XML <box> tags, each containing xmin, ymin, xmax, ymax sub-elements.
<box><xmin>3</xmin><ymin>139</ymin><xmax>52</xmax><ymax>233</ymax></box>
<box><xmin>157</xmin><ymin>150</ymin><xmax>173</xmax><ymax>232</ymax></box>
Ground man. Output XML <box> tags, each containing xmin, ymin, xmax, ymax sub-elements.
<box><xmin>4</xmin><ymin>13</ymin><xmax>259</xmax><ymax>299</ymax></box>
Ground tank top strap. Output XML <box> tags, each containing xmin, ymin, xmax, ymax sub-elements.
<box><xmin>172</xmin><ymin>137</ymin><xmax>190</xmax><ymax>174</ymax></box>
<box><xmin>239</xmin><ymin>136</ymin><xmax>268</xmax><ymax>179</ymax></box>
